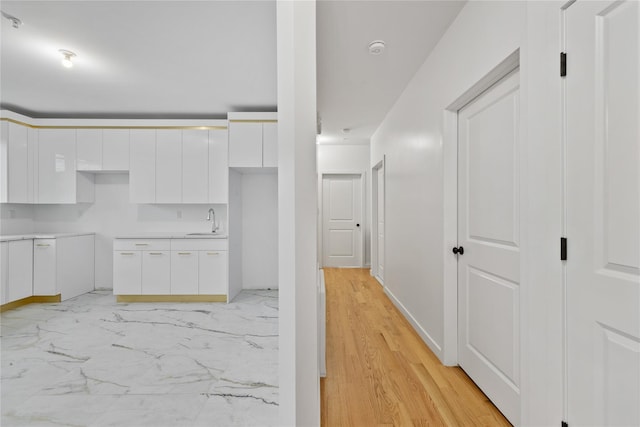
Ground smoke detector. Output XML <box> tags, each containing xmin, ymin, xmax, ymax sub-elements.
<box><xmin>368</xmin><ymin>40</ymin><xmax>385</xmax><ymax>55</ymax></box>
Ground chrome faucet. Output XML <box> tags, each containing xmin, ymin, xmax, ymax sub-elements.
<box><xmin>207</xmin><ymin>208</ymin><xmax>219</xmax><ymax>233</ymax></box>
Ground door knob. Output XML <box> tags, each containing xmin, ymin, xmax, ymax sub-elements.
<box><xmin>356</xmin><ymin>223</ymin><xmax>360</xmax><ymax>227</ymax></box>
<box><xmin>452</xmin><ymin>246</ymin><xmax>464</xmax><ymax>255</ymax></box>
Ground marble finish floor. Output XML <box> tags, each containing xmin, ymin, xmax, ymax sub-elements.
<box><xmin>1</xmin><ymin>290</ymin><xmax>279</xmax><ymax>427</ymax></box>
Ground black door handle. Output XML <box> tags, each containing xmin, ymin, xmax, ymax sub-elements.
<box><xmin>356</xmin><ymin>223</ymin><xmax>360</xmax><ymax>227</ymax></box>
<box><xmin>452</xmin><ymin>246</ymin><xmax>464</xmax><ymax>255</ymax></box>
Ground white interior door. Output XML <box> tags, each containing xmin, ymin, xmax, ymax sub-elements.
<box><xmin>458</xmin><ymin>69</ymin><xmax>521</xmax><ymax>425</ymax></box>
<box><xmin>376</xmin><ymin>165</ymin><xmax>385</xmax><ymax>282</ymax></box>
<box><xmin>566</xmin><ymin>1</ymin><xmax>640</xmax><ymax>425</ymax></box>
<box><xmin>322</xmin><ymin>174</ymin><xmax>362</xmax><ymax>267</ymax></box>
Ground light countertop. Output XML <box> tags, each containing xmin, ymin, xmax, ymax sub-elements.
<box><xmin>0</xmin><ymin>232</ymin><xmax>96</xmax><ymax>242</ymax></box>
<box><xmin>114</xmin><ymin>232</ymin><xmax>228</xmax><ymax>240</ymax></box>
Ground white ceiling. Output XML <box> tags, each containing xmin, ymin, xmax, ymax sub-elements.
<box><xmin>0</xmin><ymin>1</ymin><xmax>277</xmax><ymax>119</ymax></box>
<box><xmin>0</xmin><ymin>1</ymin><xmax>464</xmax><ymax>139</ymax></box>
<box><xmin>317</xmin><ymin>1</ymin><xmax>464</xmax><ymax>144</ymax></box>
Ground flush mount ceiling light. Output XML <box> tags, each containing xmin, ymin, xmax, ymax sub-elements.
<box><xmin>368</xmin><ymin>40</ymin><xmax>385</xmax><ymax>55</ymax></box>
<box><xmin>59</xmin><ymin>49</ymin><xmax>76</xmax><ymax>68</ymax></box>
<box><xmin>1</xmin><ymin>11</ymin><xmax>22</xmax><ymax>29</ymax></box>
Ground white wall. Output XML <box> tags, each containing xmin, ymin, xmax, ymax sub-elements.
<box><xmin>10</xmin><ymin>174</ymin><xmax>227</xmax><ymax>289</ymax></box>
<box><xmin>317</xmin><ymin>143</ymin><xmax>371</xmax><ymax>267</ymax></box>
<box><xmin>277</xmin><ymin>0</ymin><xmax>319</xmax><ymax>424</ymax></box>
<box><xmin>0</xmin><ymin>204</ymin><xmax>35</xmax><ymax>235</ymax></box>
<box><xmin>241</xmin><ymin>172</ymin><xmax>278</xmax><ymax>289</ymax></box>
<box><xmin>370</xmin><ymin>1</ymin><xmax>564</xmax><ymax>425</ymax></box>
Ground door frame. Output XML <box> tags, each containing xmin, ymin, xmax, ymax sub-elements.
<box><xmin>319</xmin><ymin>171</ymin><xmax>366</xmax><ymax>268</ymax></box>
<box><xmin>441</xmin><ymin>49</ymin><xmax>522</xmax><ymax>368</ymax></box>
<box><xmin>371</xmin><ymin>157</ymin><xmax>385</xmax><ymax>284</ymax></box>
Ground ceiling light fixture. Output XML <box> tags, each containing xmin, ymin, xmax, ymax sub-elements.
<box><xmin>59</xmin><ymin>49</ymin><xmax>76</xmax><ymax>68</ymax></box>
<box><xmin>1</xmin><ymin>11</ymin><xmax>22</xmax><ymax>29</ymax></box>
<box><xmin>368</xmin><ymin>40</ymin><xmax>385</xmax><ymax>55</ymax></box>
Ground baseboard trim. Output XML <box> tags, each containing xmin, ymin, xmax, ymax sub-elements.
<box><xmin>116</xmin><ymin>294</ymin><xmax>227</xmax><ymax>303</ymax></box>
<box><xmin>384</xmin><ymin>286</ymin><xmax>443</xmax><ymax>358</ymax></box>
<box><xmin>1</xmin><ymin>294</ymin><xmax>62</xmax><ymax>312</ymax></box>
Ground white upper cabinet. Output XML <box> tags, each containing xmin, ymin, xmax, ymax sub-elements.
<box><xmin>76</xmin><ymin>129</ymin><xmax>102</xmax><ymax>171</ymax></box>
<box><xmin>182</xmin><ymin>129</ymin><xmax>209</xmax><ymax>203</ymax></box>
<box><xmin>1</xmin><ymin>121</ymin><xmax>36</xmax><ymax>203</ymax></box>
<box><xmin>129</xmin><ymin>129</ymin><xmax>156</xmax><ymax>203</ymax></box>
<box><xmin>102</xmin><ymin>129</ymin><xmax>130</xmax><ymax>171</ymax></box>
<box><xmin>209</xmin><ymin>128</ymin><xmax>228</xmax><ymax>204</ymax></box>
<box><xmin>38</xmin><ymin>129</ymin><xmax>93</xmax><ymax>204</ymax></box>
<box><xmin>229</xmin><ymin>122</ymin><xmax>262</xmax><ymax>167</ymax></box>
<box><xmin>228</xmin><ymin>113</ymin><xmax>277</xmax><ymax>169</ymax></box>
<box><xmin>156</xmin><ymin>130</ymin><xmax>182</xmax><ymax>203</ymax></box>
<box><xmin>77</xmin><ymin>129</ymin><xmax>129</xmax><ymax>171</ymax></box>
<box><xmin>262</xmin><ymin>122</ymin><xmax>278</xmax><ymax>168</ymax></box>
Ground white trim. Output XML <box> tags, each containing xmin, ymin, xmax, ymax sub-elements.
<box><xmin>442</xmin><ymin>49</ymin><xmax>521</xmax><ymax>368</ymax></box>
<box><xmin>371</xmin><ymin>157</ymin><xmax>385</xmax><ymax>285</ymax></box>
<box><xmin>319</xmin><ymin>171</ymin><xmax>366</xmax><ymax>268</ymax></box>
<box><xmin>385</xmin><ymin>286</ymin><xmax>442</xmax><ymax>354</ymax></box>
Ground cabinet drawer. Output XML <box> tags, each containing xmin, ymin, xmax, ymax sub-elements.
<box><xmin>114</xmin><ymin>239</ymin><xmax>170</xmax><ymax>251</ymax></box>
<box><xmin>171</xmin><ymin>239</ymin><xmax>228</xmax><ymax>251</ymax></box>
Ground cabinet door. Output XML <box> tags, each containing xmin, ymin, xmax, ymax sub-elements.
<box><xmin>262</xmin><ymin>122</ymin><xmax>278</xmax><ymax>168</ymax></box>
<box><xmin>129</xmin><ymin>130</ymin><xmax>156</xmax><ymax>203</ymax></box>
<box><xmin>156</xmin><ymin>130</ymin><xmax>182</xmax><ymax>203</ymax></box>
<box><xmin>228</xmin><ymin>122</ymin><xmax>262</xmax><ymax>167</ymax></box>
<box><xmin>1</xmin><ymin>242</ymin><xmax>8</xmax><ymax>304</ymax></box>
<box><xmin>38</xmin><ymin>129</ymin><xmax>77</xmax><ymax>203</ymax></box>
<box><xmin>0</xmin><ymin>122</ymin><xmax>7</xmax><ymax>202</ymax></box>
<box><xmin>113</xmin><ymin>251</ymin><xmax>141</xmax><ymax>295</ymax></box>
<box><xmin>33</xmin><ymin>239</ymin><xmax>57</xmax><ymax>296</ymax></box>
<box><xmin>103</xmin><ymin>129</ymin><xmax>130</xmax><ymax>171</ymax></box>
<box><xmin>7</xmin><ymin>122</ymin><xmax>30</xmax><ymax>202</ymax></box>
<box><xmin>142</xmin><ymin>251</ymin><xmax>170</xmax><ymax>294</ymax></box>
<box><xmin>209</xmin><ymin>129</ymin><xmax>228</xmax><ymax>203</ymax></box>
<box><xmin>7</xmin><ymin>240</ymin><xmax>33</xmax><ymax>302</ymax></box>
<box><xmin>198</xmin><ymin>250</ymin><xmax>227</xmax><ymax>295</ymax></box>
<box><xmin>76</xmin><ymin>129</ymin><xmax>102</xmax><ymax>171</ymax></box>
<box><xmin>182</xmin><ymin>130</ymin><xmax>209</xmax><ymax>203</ymax></box>
<box><xmin>171</xmin><ymin>251</ymin><xmax>198</xmax><ymax>294</ymax></box>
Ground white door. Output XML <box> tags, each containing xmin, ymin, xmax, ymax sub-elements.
<box><xmin>376</xmin><ymin>165</ymin><xmax>385</xmax><ymax>283</ymax></box>
<box><xmin>566</xmin><ymin>1</ymin><xmax>640</xmax><ymax>425</ymax></box>
<box><xmin>322</xmin><ymin>174</ymin><xmax>362</xmax><ymax>267</ymax></box>
<box><xmin>458</xmin><ymin>70</ymin><xmax>520</xmax><ymax>424</ymax></box>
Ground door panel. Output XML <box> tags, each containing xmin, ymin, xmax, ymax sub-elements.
<box><xmin>322</xmin><ymin>174</ymin><xmax>362</xmax><ymax>267</ymax></box>
<box><xmin>566</xmin><ymin>1</ymin><xmax>640</xmax><ymax>425</ymax></box>
<box><xmin>458</xmin><ymin>69</ymin><xmax>520</xmax><ymax>425</ymax></box>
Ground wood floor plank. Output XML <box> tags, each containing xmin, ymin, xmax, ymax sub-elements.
<box><xmin>320</xmin><ymin>268</ymin><xmax>511</xmax><ymax>427</ymax></box>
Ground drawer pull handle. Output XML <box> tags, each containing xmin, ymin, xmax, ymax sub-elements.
<box><xmin>149</xmin><ymin>252</ymin><xmax>163</xmax><ymax>255</ymax></box>
<box><xmin>135</xmin><ymin>243</ymin><xmax>149</xmax><ymax>246</ymax></box>
<box><xmin>120</xmin><ymin>252</ymin><xmax>135</xmax><ymax>255</ymax></box>
<box><xmin>207</xmin><ymin>252</ymin><xmax>220</xmax><ymax>255</ymax></box>
<box><xmin>178</xmin><ymin>252</ymin><xmax>192</xmax><ymax>255</ymax></box>
<box><xmin>36</xmin><ymin>244</ymin><xmax>50</xmax><ymax>247</ymax></box>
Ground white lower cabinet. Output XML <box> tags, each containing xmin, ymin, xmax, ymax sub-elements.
<box><xmin>142</xmin><ymin>251</ymin><xmax>170</xmax><ymax>294</ymax></box>
<box><xmin>7</xmin><ymin>240</ymin><xmax>33</xmax><ymax>303</ymax></box>
<box><xmin>199</xmin><ymin>250</ymin><xmax>228</xmax><ymax>294</ymax></box>
<box><xmin>1</xmin><ymin>242</ymin><xmax>8</xmax><ymax>304</ymax></box>
<box><xmin>113</xmin><ymin>238</ymin><xmax>228</xmax><ymax>297</ymax></box>
<box><xmin>33</xmin><ymin>239</ymin><xmax>57</xmax><ymax>295</ymax></box>
<box><xmin>33</xmin><ymin>235</ymin><xmax>95</xmax><ymax>301</ymax></box>
<box><xmin>171</xmin><ymin>251</ymin><xmax>199</xmax><ymax>294</ymax></box>
<box><xmin>113</xmin><ymin>251</ymin><xmax>142</xmax><ymax>295</ymax></box>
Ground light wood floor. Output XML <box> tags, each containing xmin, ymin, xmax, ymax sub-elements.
<box><xmin>320</xmin><ymin>268</ymin><xmax>511</xmax><ymax>427</ymax></box>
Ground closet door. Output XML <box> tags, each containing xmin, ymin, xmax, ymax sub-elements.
<box><xmin>566</xmin><ymin>1</ymin><xmax>640</xmax><ymax>425</ymax></box>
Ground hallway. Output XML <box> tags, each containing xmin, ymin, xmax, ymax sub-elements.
<box><xmin>320</xmin><ymin>268</ymin><xmax>510</xmax><ymax>426</ymax></box>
